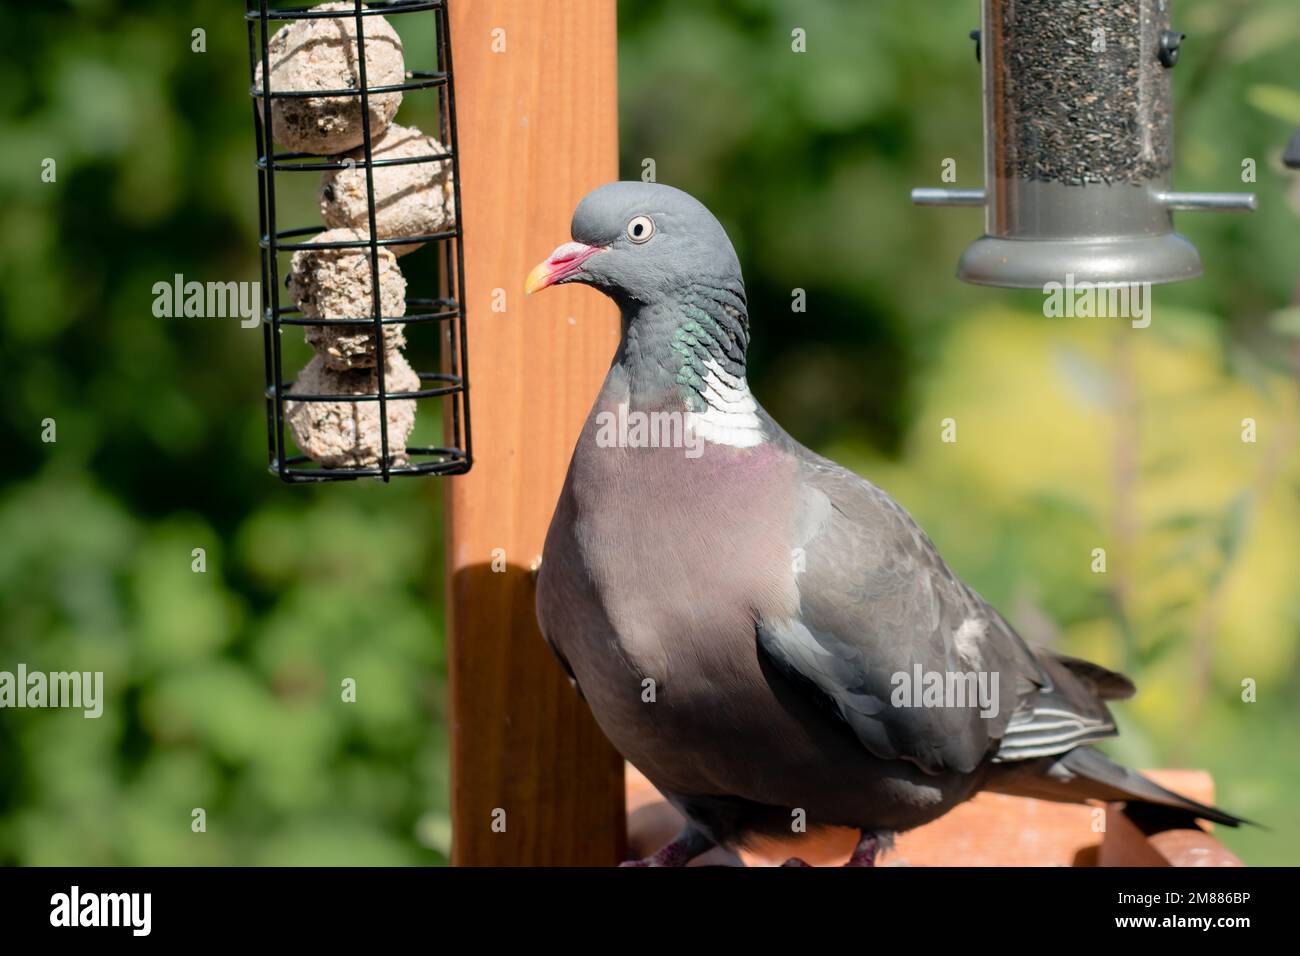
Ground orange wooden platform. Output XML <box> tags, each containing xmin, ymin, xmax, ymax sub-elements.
<box><xmin>626</xmin><ymin>765</ymin><xmax>1243</xmax><ymax>867</ymax></box>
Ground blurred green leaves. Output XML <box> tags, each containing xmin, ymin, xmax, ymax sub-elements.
<box><xmin>1247</xmin><ymin>85</ymin><xmax>1300</xmax><ymax>125</ymax></box>
<box><xmin>0</xmin><ymin>464</ymin><xmax>449</xmax><ymax>865</ymax></box>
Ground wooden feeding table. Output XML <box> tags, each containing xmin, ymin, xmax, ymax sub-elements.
<box><xmin>627</xmin><ymin>766</ymin><xmax>1244</xmax><ymax>867</ymax></box>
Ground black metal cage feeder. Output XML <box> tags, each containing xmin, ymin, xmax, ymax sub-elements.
<box><xmin>913</xmin><ymin>0</ymin><xmax>1256</xmax><ymax>288</ymax></box>
<box><xmin>246</xmin><ymin>0</ymin><xmax>470</xmax><ymax>482</ymax></box>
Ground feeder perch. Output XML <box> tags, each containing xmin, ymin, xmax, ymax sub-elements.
<box><xmin>913</xmin><ymin>0</ymin><xmax>1256</xmax><ymax>288</ymax></box>
<box><xmin>1285</xmin><ymin>127</ymin><xmax>1300</xmax><ymax>169</ymax></box>
<box><xmin>246</xmin><ymin>0</ymin><xmax>471</xmax><ymax>482</ymax></box>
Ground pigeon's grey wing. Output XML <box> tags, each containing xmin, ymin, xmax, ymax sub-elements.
<box><xmin>535</xmin><ymin>582</ymin><xmax>580</xmax><ymax>693</ymax></box>
<box><xmin>756</xmin><ymin>436</ymin><xmax>1123</xmax><ymax>776</ymax></box>
<box><xmin>535</xmin><ymin>490</ymin><xmax>584</xmax><ymax>697</ymax></box>
<box><xmin>538</xmin><ymin>615</ymin><xmax>580</xmax><ymax>693</ymax></box>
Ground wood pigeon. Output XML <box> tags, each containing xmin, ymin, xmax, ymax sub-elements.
<box><xmin>527</xmin><ymin>181</ymin><xmax>1248</xmax><ymax>866</ymax></box>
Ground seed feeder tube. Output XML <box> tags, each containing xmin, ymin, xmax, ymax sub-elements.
<box><xmin>913</xmin><ymin>0</ymin><xmax>1256</xmax><ymax>289</ymax></box>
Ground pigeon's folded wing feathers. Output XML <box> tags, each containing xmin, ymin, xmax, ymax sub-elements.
<box><xmin>757</xmin><ymin>444</ymin><xmax>1122</xmax><ymax>776</ymax></box>
<box><xmin>994</xmin><ymin>651</ymin><xmax>1121</xmax><ymax>761</ymax></box>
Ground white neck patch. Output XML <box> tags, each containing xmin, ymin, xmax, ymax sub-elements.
<box><xmin>685</xmin><ymin>358</ymin><xmax>764</xmax><ymax>449</ymax></box>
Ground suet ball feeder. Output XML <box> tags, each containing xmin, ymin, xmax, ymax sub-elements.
<box><xmin>246</xmin><ymin>0</ymin><xmax>471</xmax><ymax>482</ymax></box>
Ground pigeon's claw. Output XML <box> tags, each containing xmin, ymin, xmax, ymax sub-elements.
<box><xmin>619</xmin><ymin>824</ymin><xmax>715</xmax><ymax>867</ymax></box>
<box><xmin>844</xmin><ymin>831</ymin><xmax>886</xmax><ymax>867</ymax></box>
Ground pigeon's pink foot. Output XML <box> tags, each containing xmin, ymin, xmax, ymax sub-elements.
<box><xmin>844</xmin><ymin>832</ymin><xmax>879</xmax><ymax>867</ymax></box>
<box><xmin>619</xmin><ymin>825</ymin><xmax>715</xmax><ymax>867</ymax></box>
<box><xmin>779</xmin><ymin>857</ymin><xmax>812</xmax><ymax>867</ymax></box>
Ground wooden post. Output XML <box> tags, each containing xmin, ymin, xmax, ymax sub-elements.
<box><xmin>443</xmin><ymin>0</ymin><xmax>625</xmax><ymax>866</ymax></box>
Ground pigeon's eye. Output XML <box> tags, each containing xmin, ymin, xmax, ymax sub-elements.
<box><xmin>626</xmin><ymin>215</ymin><xmax>655</xmax><ymax>243</ymax></box>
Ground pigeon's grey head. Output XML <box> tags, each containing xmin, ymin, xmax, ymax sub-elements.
<box><xmin>525</xmin><ymin>182</ymin><xmax>742</xmax><ymax>305</ymax></box>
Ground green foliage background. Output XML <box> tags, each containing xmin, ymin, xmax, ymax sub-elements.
<box><xmin>1</xmin><ymin>0</ymin><xmax>1297</xmax><ymax>865</ymax></box>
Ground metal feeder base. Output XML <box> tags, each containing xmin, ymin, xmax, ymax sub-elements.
<box><xmin>957</xmin><ymin>232</ymin><xmax>1202</xmax><ymax>289</ymax></box>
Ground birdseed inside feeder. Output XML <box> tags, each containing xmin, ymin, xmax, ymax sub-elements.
<box><xmin>913</xmin><ymin>0</ymin><xmax>1256</xmax><ymax>288</ymax></box>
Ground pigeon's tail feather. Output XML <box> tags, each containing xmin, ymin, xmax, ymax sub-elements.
<box><xmin>1059</xmin><ymin>748</ymin><xmax>1250</xmax><ymax>827</ymax></box>
<box><xmin>988</xmin><ymin>746</ymin><xmax>1252</xmax><ymax>828</ymax></box>
<box><xmin>1052</xmin><ymin>654</ymin><xmax>1136</xmax><ymax>701</ymax></box>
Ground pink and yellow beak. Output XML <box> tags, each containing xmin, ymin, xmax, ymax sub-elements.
<box><xmin>524</xmin><ymin>241</ymin><xmax>605</xmax><ymax>294</ymax></box>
